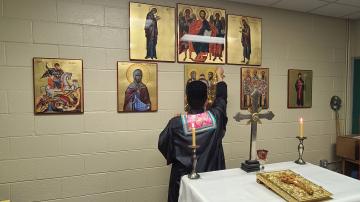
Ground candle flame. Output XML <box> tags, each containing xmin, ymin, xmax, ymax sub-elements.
<box><xmin>300</xmin><ymin>117</ymin><xmax>303</xmax><ymax>123</ymax></box>
<box><xmin>192</xmin><ymin>123</ymin><xmax>195</xmax><ymax>128</ymax></box>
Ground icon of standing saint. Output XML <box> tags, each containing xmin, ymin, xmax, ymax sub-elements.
<box><xmin>288</xmin><ymin>69</ymin><xmax>312</xmax><ymax>108</ymax></box>
<box><xmin>117</xmin><ymin>62</ymin><xmax>158</xmax><ymax>113</ymax></box>
<box><xmin>227</xmin><ymin>15</ymin><xmax>262</xmax><ymax>65</ymax></box>
<box><xmin>130</xmin><ymin>2</ymin><xmax>175</xmax><ymax>62</ymax></box>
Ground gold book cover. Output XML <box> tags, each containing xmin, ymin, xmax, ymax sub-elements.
<box><xmin>256</xmin><ymin>170</ymin><xmax>332</xmax><ymax>202</ymax></box>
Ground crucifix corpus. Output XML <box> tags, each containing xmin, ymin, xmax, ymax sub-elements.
<box><xmin>233</xmin><ymin>89</ymin><xmax>275</xmax><ymax>172</ymax></box>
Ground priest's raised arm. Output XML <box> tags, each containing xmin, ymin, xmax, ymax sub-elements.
<box><xmin>209</xmin><ymin>70</ymin><xmax>228</xmax><ymax>134</ymax></box>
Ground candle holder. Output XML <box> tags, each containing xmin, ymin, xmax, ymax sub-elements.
<box><xmin>188</xmin><ymin>145</ymin><xmax>200</xmax><ymax>179</ymax></box>
<box><xmin>295</xmin><ymin>136</ymin><xmax>307</xmax><ymax>165</ymax></box>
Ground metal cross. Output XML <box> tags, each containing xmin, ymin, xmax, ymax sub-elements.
<box><xmin>234</xmin><ymin>89</ymin><xmax>275</xmax><ymax>160</ymax></box>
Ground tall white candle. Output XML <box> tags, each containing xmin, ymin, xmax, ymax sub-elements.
<box><xmin>192</xmin><ymin>123</ymin><xmax>196</xmax><ymax>146</ymax></box>
<box><xmin>299</xmin><ymin>117</ymin><xmax>304</xmax><ymax>138</ymax></box>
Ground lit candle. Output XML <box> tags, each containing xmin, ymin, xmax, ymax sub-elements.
<box><xmin>192</xmin><ymin>123</ymin><xmax>196</xmax><ymax>146</ymax></box>
<box><xmin>299</xmin><ymin>117</ymin><xmax>304</xmax><ymax>138</ymax></box>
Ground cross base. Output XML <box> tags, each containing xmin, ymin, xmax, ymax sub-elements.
<box><xmin>241</xmin><ymin>160</ymin><xmax>260</xmax><ymax>172</ymax></box>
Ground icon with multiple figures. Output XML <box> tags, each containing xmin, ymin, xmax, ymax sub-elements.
<box><xmin>117</xmin><ymin>62</ymin><xmax>158</xmax><ymax>112</ymax></box>
<box><xmin>129</xmin><ymin>2</ymin><xmax>175</xmax><ymax>62</ymax></box>
<box><xmin>177</xmin><ymin>4</ymin><xmax>226</xmax><ymax>64</ymax></box>
<box><xmin>33</xmin><ymin>58</ymin><xmax>83</xmax><ymax>114</ymax></box>
<box><xmin>241</xmin><ymin>67</ymin><xmax>269</xmax><ymax>110</ymax></box>
<box><xmin>184</xmin><ymin>64</ymin><xmax>220</xmax><ymax>111</ymax></box>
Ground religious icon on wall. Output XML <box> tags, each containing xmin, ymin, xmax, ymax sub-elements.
<box><xmin>184</xmin><ymin>64</ymin><xmax>219</xmax><ymax>111</ymax></box>
<box><xmin>117</xmin><ymin>62</ymin><xmax>158</xmax><ymax>112</ymax></box>
<box><xmin>241</xmin><ymin>67</ymin><xmax>269</xmax><ymax>110</ymax></box>
<box><xmin>227</xmin><ymin>15</ymin><xmax>262</xmax><ymax>65</ymax></box>
<box><xmin>177</xmin><ymin>4</ymin><xmax>226</xmax><ymax>64</ymax></box>
<box><xmin>33</xmin><ymin>58</ymin><xmax>83</xmax><ymax>114</ymax></box>
<box><xmin>129</xmin><ymin>2</ymin><xmax>175</xmax><ymax>62</ymax></box>
<box><xmin>288</xmin><ymin>69</ymin><xmax>312</xmax><ymax>108</ymax></box>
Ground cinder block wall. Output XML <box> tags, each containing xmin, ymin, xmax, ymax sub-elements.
<box><xmin>0</xmin><ymin>0</ymin><xmax>348</xmax><ymax>201</ymax></box>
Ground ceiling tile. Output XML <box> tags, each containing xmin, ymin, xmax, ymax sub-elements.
<box><xmin>320</xmin><ymin>0</ymin><xmax>338</xmax><ymax>2</ymax></box>
<box><xmin>227</xmin><ymin>0</ymin><xmax>281</xmax><ymax>6</ymax></box>
<box><xmin>337</xmin><ymin>0</ymin><xmax>360</xmax><ymax>7</ymax></box>
<box><xmin>272</xmin><ymin>0</ymin><xmax>328</xmax><ymax>12</ymax></box>
<box><xmin>227</xmin><ymin>0</ymin><xmax>360</xmax><ymax>19</ymax></box>
<box><xmin>344</xmin><ymin>11</ymin><xmax>360</xmax><ymax>19</ymax></box>
<box><xmin>310</xmin><ymin>3</ymin><xmax>360</xmax><ymax>17</ymax></box>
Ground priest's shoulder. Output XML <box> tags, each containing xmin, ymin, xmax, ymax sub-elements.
<box><xmin>167</xmin><ymin>115</ymin><xmax>183</xmax><ymax>128</ymax></box>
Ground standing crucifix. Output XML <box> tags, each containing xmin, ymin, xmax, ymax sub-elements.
<box><xmin>234</xmin><ymin>89</ymin><xmax>275</xmax><ymax>172</ymax></box>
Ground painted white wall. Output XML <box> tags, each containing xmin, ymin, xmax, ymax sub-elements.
<box><xmin>351</xmin><ymin>20</ymin><xmax>360</xmax><ymax>57</ymax></box>
<box><xmin>0</xmin><ymin>0</ymin><xmax>348</xmax><ymax>201</ymax></box>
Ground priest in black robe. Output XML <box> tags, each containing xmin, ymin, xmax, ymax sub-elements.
<box><xmin>158</xmin><ymin>67</ymin><xmax>227</xmax><ymax>202</ymax></box>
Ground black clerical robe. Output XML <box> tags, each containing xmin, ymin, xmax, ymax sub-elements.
<box><xmin>158</xmin><ymin>82</ymin><xmax>228</xmax><ymax>202</ymax></box>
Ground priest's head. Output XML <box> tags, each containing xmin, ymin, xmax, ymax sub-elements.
<box><xmin>186</xmin><ymin>80</ymin><xmax>208</xmax><ymax>111</ymax></box>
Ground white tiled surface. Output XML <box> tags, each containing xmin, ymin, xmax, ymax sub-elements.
<box><xmin>272</xmin><ymin>0</ymin><xmax>328</xmax><ymax>12</ymax></box>
<box><xmin>230</xmin><ymin>0</ymin><xmax>360</xmax><ymax>19</ymax></box>
<box><xmin>0</xmin><ymin>0</ymin><xmax>353</xmax><ymax>201</ymax></box>
<box><xmin>338</xmin><ymin>0</ymin><xmax>360</xmax><ymax>7</ymax></box>
<box><xmin>310</xmin><ymin>2</ymin><xmax>359</xmax><ymax>17</ymax></box>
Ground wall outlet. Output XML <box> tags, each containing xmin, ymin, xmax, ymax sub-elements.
<box><xmin>320</xmin><ymin>159</ymin><xmax>328</xmax><ymax>168</ymax></box>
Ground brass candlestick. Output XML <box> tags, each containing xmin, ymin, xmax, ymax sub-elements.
<box><xmin>188</xmin><ymin>145</ymin><xmax>200</xmax><ymax>179</ymax></box>
<box><xmin>295</xmin><ymin>136</ymin><xmax>307</xmax><ymax>165</ymax></box>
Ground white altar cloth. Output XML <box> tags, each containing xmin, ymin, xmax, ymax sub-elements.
<box><xmin>178</xmin><ymin>161</ymin><xmax>360</xmax><ymax>202</ymax></box>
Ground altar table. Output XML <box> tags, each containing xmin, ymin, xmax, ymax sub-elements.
<box><xmin>178</xmin><ymin>161</ymin><xmax>360</xmax><ymax>202</ymax></box>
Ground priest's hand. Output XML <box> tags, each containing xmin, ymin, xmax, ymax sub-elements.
<box><xmin>216</xmin><ymin>67</ymin><xmax>225</xmax><ymax>82</ymax></box>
